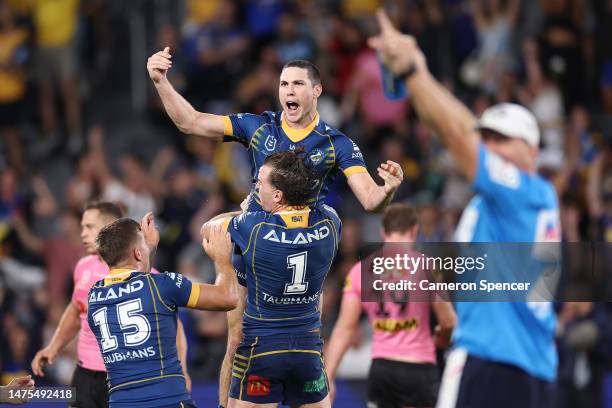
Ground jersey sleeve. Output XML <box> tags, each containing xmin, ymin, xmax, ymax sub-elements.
<box><xmin>153</xmin><ymin>272</ymin><xmax>199</xmax><ymax>309</ymax></box>
<box><xmin>473</xmin><ymin>143</ymin><xmax>544</xmax><ymax>208</ymax></box>
<box><xmin>225</xmin><ymin>211</ymin><xmax>264</xmax><ymax>252</ymax></box>
<box><xmin>320</xmin><ymin>204</ymin><xmax>342</xmax><ymax>246</ymax></box>
<box><xmin>343</xmin><ymin>262</ymin><xmax>362</xmax><ymax>299</ymax></box>
<box><xmin>333</xmin><ymin>135</ymin><xmax>367</xmax><ymax>178</ymax></box>
<box><xmin>222</xmin><ymin>113</ymin><xmax>270</xmax><ymax>147</ymax></box>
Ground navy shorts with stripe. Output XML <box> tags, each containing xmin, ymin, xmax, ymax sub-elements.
<box><xmin>229</xmin><ymin>332</ymin><xmax>328</xmax><ymax>405</ymax></box>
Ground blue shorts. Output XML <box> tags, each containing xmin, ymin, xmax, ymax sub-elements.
<box><xmin>229</xmin><ymin>332</ymin><xmax>328</xmax><ymax>405</ymax></box>
<box><xmin>440</xmin><ymin>349</ymin><xmax>554</xmax><ymax>408</ymax></box>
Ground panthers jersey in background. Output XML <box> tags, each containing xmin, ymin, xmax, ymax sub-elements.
<box><xmin>225</xmin><ymin>204</ymin><xmax>341</xmax><ymax>336</ymax></box>
<box><xmin>222</xmin><ymin>111</ymin><xmax>366</xmax><ymax>209</ymax></box>
<box><xmin>87</xmin><ymin>269</ymin><xmax>199</xmax><ymax>407</ymax></box>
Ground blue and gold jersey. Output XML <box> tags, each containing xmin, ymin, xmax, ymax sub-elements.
<box><xmin>222</xmin><ymin>111</ymin><xmax>366</xmax><ymax>209</ymax></box>
<box><xmin>224</xmin><ymin>204</ymin><xmax>341</xmax><ymax>337</ymax></box>
<box><xmin>87</xmin><ymin>269</ymin><xmax>199</xmax><ymax>407</ymax></box>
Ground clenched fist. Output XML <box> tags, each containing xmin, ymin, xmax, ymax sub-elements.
<box><xmin>147</xmin><ymin>46</ymin><xmax>173</xmax><ymax>84</ymax></box>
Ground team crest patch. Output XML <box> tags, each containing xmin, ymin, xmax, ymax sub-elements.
<box><xmin>265</xmin><ymin>135</ymin><xmax>277</xmax><ymax>151</ymax></box>
<box><xmin>246</xmin><ymin>375</ymin><xmax>271</xmax><ymax>396</ymax></box>
<box><xmin>310</xmin><ymin>149</ymin><xmax>324</xmax><ymax>165</ymax></box>
<box><xmin>303</xmin><ymin>373</ymin><xmax>326</xmax><ymax>393</ymax></box>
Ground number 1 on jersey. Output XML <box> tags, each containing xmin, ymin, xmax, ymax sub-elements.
<box><xmin>284</xmin><ymin>252</ymin><xmax>308</xmax><ymax>295</ymax></box>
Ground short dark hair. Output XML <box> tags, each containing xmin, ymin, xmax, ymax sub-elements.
<box><xmin>263</xmin><ymin>150</ymin><xmax>319</xmax><ymax>207</ymax></box>
<box><xmin>84</xmin><ymin>201</ymin><xmax>123</xmax><ymax>221</ymax></box>
<box><xmin>96</xmin><ymin>218</ymin><xmax>141</xmax><ymax>267</ymax></box>
<box><xmin>282</xmin><ymin>60</ymin><xmax>321</xmax><ymax>85</ymax></box>
<box><xmin>382</xmin><ymin>203</ymin><xmax>418</xmax><ymax>233</ymax></box>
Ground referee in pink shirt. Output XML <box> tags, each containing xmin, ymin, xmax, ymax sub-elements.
<box><xmin>31</xmin><ymin>202</ymin><xmax>189</xmax><ymax>407</ymax></box>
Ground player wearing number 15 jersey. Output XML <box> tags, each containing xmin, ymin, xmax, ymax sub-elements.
<box><xmin>201</xmin><ymin>151</ymin><xmax>341</xmax><ymax>407</ymax></box>
<box><xmin>88</xmin><ymin>213</ymin><xmax>238</xmax><ymax>408</ymax></box>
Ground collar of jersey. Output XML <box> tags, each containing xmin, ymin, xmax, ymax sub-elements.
<box><xmin>108</xmin><ymin>268</ymin><xmax>137</xmax><ymax>276</ymax></box>
<box><xmin>274</xmin><ymin>206</ymin><xmax>310</xmax><ymax>214</ymax></box>
<box><xmin>281</xmin><ymin>111</ymin><xmax>319</xmax><ymax>143</ymax></box>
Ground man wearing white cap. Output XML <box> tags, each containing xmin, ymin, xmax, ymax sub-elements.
<box><xmin>369</xmin><ymin>9</ymin><xmax>560</xmax><ymax>408</ymax></box>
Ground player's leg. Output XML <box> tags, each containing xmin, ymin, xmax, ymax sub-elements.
<box><xmin>228</xmin><ymin>336</ymin><xmax>287</xmax><ymax>408</ymax></box>
<box><xmin>284</xmin><ymin>333</ymin><xmax>329</xmax><ymax>408</ymax></box>
<box><xmin>227</xmin><ymin>399</ymin><xmax>278</xmax><ymax>408</ymax></box>
<box><xmin>292</xmin><ymin>394</ymin><xmax>331</xmax><ymax>408</ymax></box>
<box><xmin>219</xmin><ymin>286</ymin><xmax>247</xmax><ymax>407</ymax></box>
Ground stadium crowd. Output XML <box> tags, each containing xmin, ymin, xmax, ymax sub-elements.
<box><xmin>0</xmin><ymin>0</ymin><xmax>611</xmax><ymax>406</ymax></box>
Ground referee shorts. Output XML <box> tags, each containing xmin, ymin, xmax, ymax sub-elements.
<box><xmin>69</xmin><ymin>365</ymin><xmax>108</xmax><ymax>408</ymax></box>
<box><xmin>437</xmin><ymin>349</ymin><xmax>555</xmax><ymax>408</ymax></box>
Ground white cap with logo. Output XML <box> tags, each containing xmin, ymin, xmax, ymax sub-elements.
<box><xmin>476</xmin><ymin>103</ymin><xmax>540</xmax><ymax>148</ymax></box>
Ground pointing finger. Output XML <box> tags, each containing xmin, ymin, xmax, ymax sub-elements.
<box><xmin>376</xmin><ymin>9</ymin><xmax>398</xmax><ymax>36</ymax></box>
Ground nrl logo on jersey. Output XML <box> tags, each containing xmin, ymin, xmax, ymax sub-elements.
<box><xmin>309</xmin><ymin>149</ymin><xmax>324</xmax><ymax>165</ymax></box>
<box><xmin>263</xmin><ymin>225</ymin><xmax>330</xmax><ymax>244</ymax></box>
<box><xmin>265</xmin><ymin>135</ymin><xmax>277</xmax><ymax>151</ymax></box>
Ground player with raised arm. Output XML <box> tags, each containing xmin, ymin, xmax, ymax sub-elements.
<box><xmin>370</xmin><ymin>10</ymin><xmax>560</xmax><ymax>408</ymax></box>
<box><xmin>200</xmin><ymin>150</ymin><xmax>341</xmax><ymax>408</ymax></box>
<box><xmin>325</xmin><ymin>203</ymin><xmax>456</xmax><ymax>408</ymax></box>
<box><xmin>87</xmin><ymin>213</ymin><xmax>237</xmax><ymax>407</ymax></box>
<box><xmin>31</xmin><ymin>202</ymin><xmax>191</xmax><ymax>407</ymax></box>
<box><xmin>148</xmin><ymin>50</ymin><xmax>404</xmax><ymax>407</ymax></box>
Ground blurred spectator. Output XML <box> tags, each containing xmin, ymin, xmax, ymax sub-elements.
<box><xmin>0</xmin><ymin>1</ymin><xmax>28</xmax><ymax>175</ymax></box>
<box><xmin>327</xmin><ymin>18</ymin><xmax>367</xmax><ymax>95</ymax></box>
<box><xmin>273</xmin><ymin>12</ymin><xmax>316</xmax><ymax>64</ymax></box>
<box><xmin>460</xmin><ymin>0</ymin><xmax>519</xmax><ymax>94</ymax></box>
<box><xmin>87</xmin><ymin>126</ymin><xmax>156</xmax><ymax>220</ymax></box>
<box><xmin>587</xmin><ymin>141</ymin><xmax>612</xmax><ymax>242</ymax></box>
<box><xmin>11</xmin><ymin>208</ymin><xmax>84</xmax><ymax>301</ymax></box>
<box><xmin>243</xmin><ymin>0</ymin><xmax>284</xmax><ymax>43</ymax></box>
<box><xmin>340</xmin><ymin>48</ymin><xmax>409</xmax><ymax>142</ymax></box>
<box><xmin>537</xmin><ymin>0</ymin><xmax>589</xmax><ymax>110</ymax></box>
<box><xmin>181</xmin><ymin>0</ymin><xmax>249</xmax><ymax>101</ymax></box>
<box><xmin>31</xmin><ymin>0</ymin><xmax>82</xmax><ymax>154</ymax></box>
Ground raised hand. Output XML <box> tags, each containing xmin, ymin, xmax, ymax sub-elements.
<box><xmin>202</xmin><ymin>222</ymin><xmax>232</xmax><ymax>266</ymax></box>
<box><xmin>378</xmin><ymin>160</ymin><xmax>404</xmax><ymax>194</ymax></box>
<box><xmin>147</xmin><ymin>46</ymin><xmax>173</xmax><ymax>84</ymax></box>
<box><xmin>368</xmin><ymin>9</ymin><xmax>427</xmax><ymax>76</ymax></box>
<box><xmin>140</xmin><ymin>212</ymin><xmax>160</xmax><ymax>249</ymax></box>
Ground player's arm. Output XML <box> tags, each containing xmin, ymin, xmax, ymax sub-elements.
<box><xmin>200</xmin><ymin>215</ymin><xmax>237</xmax><ymax>242</ymax></box>
<box><xmin>31</xmin><ymin>302</ymin><xmax>80</xmax><ymax>376</ymax></box>
<box><xmin>147</xmin><ymin>47</ymin><xmax>225</xmax><ymax>140</ymax></box>
<box><xmin>431</xmin><ymin>301</ymin><xmax>456</xmax><ymax>349</ymax></box>
<box><xmin>190</xmin><ymin>223</ymin><xmax>238</xmax><ymax>311</ymax></box>
<box><xmin>176</xmin><ymin>320</ymin><xmax>191</xmax><ymax>392</ymax></box>
<box><xmin>346</xmin><ymin>161</ymin><xmax>403</xmax><ymax>212</ymax></box>
<box><xmin>219</xmin><ymin>284</ymin><xmax>247</xmax><ymax>407</ymax></box>
<box><xmin>324</xmin><ymin>294</ymin><xmax>362</xmax><ymax>384</ymax></box>
<box><xmin>369</xmin><ymin>10</ymin><xmax>479</xmax><ymax>181</ymax></box>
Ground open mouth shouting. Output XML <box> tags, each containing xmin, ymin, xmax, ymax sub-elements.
<box><xmin>285</xmin><ymin>100</ymin><xmax>300</xmax><ymax>118</ymax></box>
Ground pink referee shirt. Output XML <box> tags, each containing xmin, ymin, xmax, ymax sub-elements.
<box><xmin>71</xmin><ymin>255</ymin><xmax>108</xmax><ymax>371</ymax></box>
<box><xmin>71</xmin><ymin>255</ymin><xmax>159</xmax><ymax>372</ymax></box>
<box><xmin>343</xmin><ymin>260</ymin><xmax>436</xmax><ymax>364</ymax></box>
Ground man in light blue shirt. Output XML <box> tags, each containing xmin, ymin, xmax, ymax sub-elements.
<box><xmin>370</xmin><ymin>10</ymin><xmax>560</xmax><ymax>408</ymax></box>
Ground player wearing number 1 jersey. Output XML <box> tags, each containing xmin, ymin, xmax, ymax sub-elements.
<box><xmin>148</xmin><ymin>52</ymin><xmax>404</xmax><ymax>406</ymax></box>
<box><xmin>202</xmin><ymin>151</ymin><xmax>341</xmax><ymax>408</ymax></box>
<box><xmin>87</xmin><ymin>213</ymin><xmax>238</xmax><ymax>407</ymax></box>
